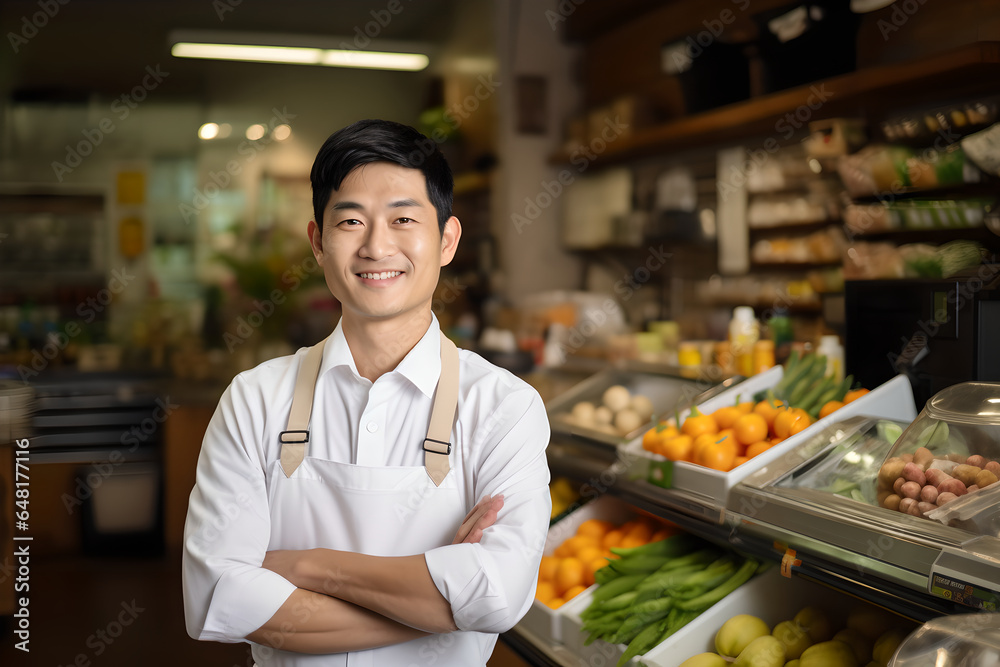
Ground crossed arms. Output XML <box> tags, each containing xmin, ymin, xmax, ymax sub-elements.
<box><xmin>245</xmin><ymin>495</ymin><xmax>504</xmax><ymax>653</ymax></box>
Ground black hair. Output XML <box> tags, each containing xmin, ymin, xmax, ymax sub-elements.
<box><xmin>310</xmin><ymin>119</ymin><xmax>453</xmax><ymax>234</ymax></box>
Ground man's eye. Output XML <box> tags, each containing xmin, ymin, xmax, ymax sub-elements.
<box><xmin>395</xmin><ymin>217</ymin><xmax>413</xmax><ymax>224</ymax></box>
<box><xmin>339</xmin><ymin>219</ymin><xmax>362</xmax><ymax>227</ymax></box>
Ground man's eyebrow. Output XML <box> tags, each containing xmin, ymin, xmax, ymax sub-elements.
<box><xmin>330</xmin><ymin>201</ymin><xmax>364</xmax><ymax>211</ymax></box>
<box><xmin>389</xmin><ymin>198</ymin><xmax>423</xmax><ymax>208</ymax></box>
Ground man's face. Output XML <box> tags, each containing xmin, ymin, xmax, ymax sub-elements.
<box><xmin>308</xmin><ymin>162</ymin><xmax>461</xmax><ymax>325</ymax></box>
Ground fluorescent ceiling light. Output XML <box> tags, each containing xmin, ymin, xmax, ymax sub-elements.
<box><xmin>170</xmin><ymin>31</ymin><xmax>430</xmax><ymax>71</ymax></box>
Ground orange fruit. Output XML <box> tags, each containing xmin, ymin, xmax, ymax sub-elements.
<box><xmin>681</xmin><ymin>407</ymin><xmax>718</xmax><ymax>438</ymax></box>
<box><xmin>772</xmin><ymin>410</ymin><xmax>800</xmax><ymax>439</ymax></box>
<box><xmin>712</xmin><ymin>406</ymin><xmax>742</xmax><ymax>430</ymax></box>
<box><xmin>555</xmin><ymin>557</ymin><xmax>586</xmax><ymax>595</ymax></box>
<box><xmin>733</xmin><ymin>413</ymin><xmax>768</xmax><ymax>446</ymax></box>
<box><xmin>641</xmin><ymin>427</ymin><xmax>660</xmax><ymax>452</ymax></box>
<box><xmin>788</xmin><ymin>415</ymin><xmax>812</xmax><ymax>436</ymax></box>
<box><xmin>696</xmin><ymin>438</ymin><xmax>738</xmax><ymax>471</ymax></box>
<box><xmin>601</xmin><ymin>529</ymin><xmax>624</xmax><ymax>550</ymax></box>
<box><xmin>626</xmin><ymin>522</ymin><xmax>653</xmax><ymax>544</ymax></box>
<box><xmin>691</xmin><ymin>432</ymin><xmax>718</xmax><ymax>462</ymax></box>
<box><xmin>576</xmin><ymin>546</ymin><xmax>603</xmax><ymax>565</ymax></box>
<box><xmin>560</xmin><ymin>535</ymin><xmax>599</xmax><ymax>557</ymax></box>
<box><xmin>618</xmin><ymin>535</ymin><xmax>646</xmax><ymax>549</ymax></box>
<box><xmin>844</xmin><ymin>388</ymin><xmax>870</xmax><ymax>404</ymax></box>
<box><xmin>819</xmin><ymin>400</ymin><xmax>844</xmax><ymax>419</ymax></box>
<box><xmin>745</xmin><ymin>441</ymin><xmax>772</xmax><ymax>458</ymax></box>
<box><xmin>770</xmin><ymin>436</ymin><xmax>786</xmax><ymax>446</ymax></box>
<box><xmin>535</xmin><ymin>580</ymin><xmax>557</xmax><ymax>603</ymax></box>
<box><xmin>660</xmin><ymin>434</ymin><xmax>693</xmax><ymax>461</ymax></box>
<box><xmin>753</xmin><ymin>399</ymin><xmax>787</xmax><ymax>429</ymax></box>
<box><xmin>733</xmin><ymin>455</ymin><xmax>750</xmax><ymax>467</ymax></box>
<box><xmin>539</xmin><ymin>556</ymin><xmax>558</xmax><ymax>581</ymax></box>
<box><xmin>737</xmin><ymin>401</ymin><xmax>754</xmax><ymax>414</ymax></box>
<box><xmin>577</xmin><ymin>519</ymin><xmax>614</xmax><ymax>540</ymax></box>
<box><xmin>564</xmin><ymin>585</ymin><xmax>588</xmax><ymax>601</ymax></box>
<box><xmin>586</xmin><ymin>558</ymin><xmax>608</xmax><ymax>586</ymax></box>
<box><xmin>545</xmin><ymin>597</ymin><xmax>565</xmax><ymax>609</ymax></box>
<box><xmin>649</xmin><ymin>528</ymin><xmax>670</xmax><ymax>542</ymax></box>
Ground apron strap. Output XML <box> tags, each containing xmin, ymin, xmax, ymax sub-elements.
<box><xmin>279</xmin><ymin>329</ymin><xmax>460</xmax><ymax>484</ymax></box>
<box><xmin>424</xmin><ymin>332</ymin><xmax>460</xmax><ymax>486</ymax></box>
<box><xmin>280</xmin><ymin>337</ymin><xmax>328</xmax><ymax>477</ymax></box>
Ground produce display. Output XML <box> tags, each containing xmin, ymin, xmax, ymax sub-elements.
<box><xmin>877</xmin><ymin>442</ymin><xmax>1000</xmax><ymax>518</ymax></box>
<box><xmin>640</xmin><ymin>352</ymin><xmax>870</xmax><ymax>473</ymax></box>
<box><xmin>536</xmin><ymin>515</ymin><xmax>676</xmax><ymax>610</ymax></box>
<box><xmin>550</xmin><ymin>477</ymin><xmax>581</xmax><ymax>519</ymax></box>
<box><xmin>579</xmin><ymin>534</ymin><xmax>762</xmax><ymax>666</ymax></box>
<box><xmin>558</xmin><ymin>384</ymin><xmax>656</xmax><ymax>437</ymax></box>
<box><xmin>678</xmin><ymin>604</ymin><xmax>911</xmax><ymax>667</ymax></box>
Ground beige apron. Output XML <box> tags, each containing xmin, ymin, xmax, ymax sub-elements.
<box><xmin>254</xmin><ymin>332</ymin><xmax>488</xmax><ymax>666</ymax></box>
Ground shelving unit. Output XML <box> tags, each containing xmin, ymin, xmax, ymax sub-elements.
<box><xmin>549</xmin><ymin>42</ymin><xmax>1000</xmax><ymax>168</ymax></box>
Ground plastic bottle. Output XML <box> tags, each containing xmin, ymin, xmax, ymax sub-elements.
<box><xmin>729</xmin><ymin>306</ymin><xmax>760</xmax><ymax>377</ymax></box>
<box><xmin>817</xmin><ymin>335</ymin><xmax>845</xmax><ymax>382</ymax></box>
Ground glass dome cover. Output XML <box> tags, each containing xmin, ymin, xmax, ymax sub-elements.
<box><xmin>877</xmin><ymin>382</ymin><xmax>1000</xmax><ymax>530</ymax></box>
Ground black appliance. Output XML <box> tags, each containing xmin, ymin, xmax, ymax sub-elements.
<box><xmin>844</xmin><ymin>274</ymin><xmax>1000</xmax><ymax>408</ymax></box>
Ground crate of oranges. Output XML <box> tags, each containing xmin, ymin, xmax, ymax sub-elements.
<box><xmin>523</xmin><ymin>495</ymin><xmax>678</xmax><ymax>646</ymax></box>
<box><xmin>622</xmin><ymin>367</ymin><xmax>917</xmax><ymax>508</ymax></box>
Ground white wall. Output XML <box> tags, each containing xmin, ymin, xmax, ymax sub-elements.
<box><xmin>492</xmin><ymin>0</ymin><xmax>582</xmax><ymax>303</ymax></box>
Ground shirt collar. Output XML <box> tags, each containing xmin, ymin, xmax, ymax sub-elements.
<box><xmin>319</xmin><ymin>313</ymin><xmax>443</xmax><ymax>398</ymax></box>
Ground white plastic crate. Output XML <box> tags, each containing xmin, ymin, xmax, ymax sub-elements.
<box><xmin>623</xmin><ymin>370</ymin><xmax>917</xmax><ymax>507</ymax></box>
<box><xmin>520</xmin><ymin>494</ymin><xmax>641</xmax><ymax>646</ymax></box>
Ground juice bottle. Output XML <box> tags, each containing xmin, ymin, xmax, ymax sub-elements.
<box><xmin>729</xmin><ymin>306</ymin><xmax>760</xmax><ymax>377</ymax></box>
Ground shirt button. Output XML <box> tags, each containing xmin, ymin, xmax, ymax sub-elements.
<box><xmin>366</xmin><ymin>422</ymin><xmax>378</xmax><ymax>433</ymax></box>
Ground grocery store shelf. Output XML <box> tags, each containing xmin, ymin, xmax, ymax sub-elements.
<box><xmin>848</xmin><ymin>180</ymin><xmax>1000</xmax><ymax>204</ymax></box>
<box><xmin>849</xmin><ymin>225</ymin><xmax>1000</xmax><ymax>244</ymax></box>
<box><xmin>748</xmin><ymin>220</ymin><xmax>840</xmax><ymax>236</ymax></box>
<box><xmin>749</xmin><ymin>261</ymin><xmax>842</xmax><ymax>271</ymax></box>
<box><xmin>549</xmin><ymin>42</ymin><xmax>1000</xmax><ymax>167</ymax></box>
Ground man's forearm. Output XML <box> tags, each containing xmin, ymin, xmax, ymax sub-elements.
<box><xmin>286</xmin><ymin>550</ymin><xmax>458</xmax><ymax>633</ymax></box>
<box><xmin>246</xmin><ymin>588</ymin><xmax>428</xmax><ymax>653</ymax></box>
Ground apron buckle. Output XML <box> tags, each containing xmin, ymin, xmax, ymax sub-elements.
<box><xmin>279</xmin><ymin>429</ymin><xmax>310</xmax><ymax>444</ymax></box>
<box><xmin>423</xmin><ymin>437</ymin><xmax>451</xmax><ymax>455</ymax></box>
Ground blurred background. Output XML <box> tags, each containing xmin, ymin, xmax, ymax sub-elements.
<box><xmin>2</xmin><ymin>0</ymin><xmax>1000</xmax><ymax>665</ymax></box>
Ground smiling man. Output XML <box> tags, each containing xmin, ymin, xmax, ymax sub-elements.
<box><xmin>182</xmin><ymin>119</ymin><xmax>552</xmax><ymax>666</ymax></box>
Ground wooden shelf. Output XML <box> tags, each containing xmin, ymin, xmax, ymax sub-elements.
<box><xmin>849</xmin><ymin>225</ymin><xmax>1000</xmax><ymax>244</ymax></box>
<box><xmin>749</xmin><ymin>220</ymin><xmax>840</xmax><ymax>236</ymax></box>
<box><xmin>550</xmin><ymin>42</ymin><xmax>1000</xmax><ymax>167</ymax></box>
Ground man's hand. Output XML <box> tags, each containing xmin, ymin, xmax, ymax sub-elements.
<box><xmin>452</xmin><ymin>494</ymin><xmax>504</xmax><ymax>545</ymax></box>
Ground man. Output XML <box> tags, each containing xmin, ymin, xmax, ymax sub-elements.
<box><xmin>183</xmin><ymin>119</ymin><xmax>552</xmax><ymax>666</ymax></box>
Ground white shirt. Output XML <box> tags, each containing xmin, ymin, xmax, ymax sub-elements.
<box><xmin>182</xmin><ymin>314</ymin><xmax>552</xmax><ymax>662</ymax></box>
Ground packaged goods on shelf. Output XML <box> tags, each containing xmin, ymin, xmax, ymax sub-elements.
<box><xmin>844</xmin><ymin>198</ymin><xmax>992</xmax><ymax>234</ymax></box>
<box><xmin>750</xmin><ymin>226</ymin><xmax>847</xmax><ymax>264</ymax></box>
<box><xmin>837</xmin><ymin>144</ymin><xmax>979</xmax><ymax>198</ymax></box>
<box><xmin>881</xmin><ymin>97</ymin><xmax>999</xmax><ymax>143</ymax></box>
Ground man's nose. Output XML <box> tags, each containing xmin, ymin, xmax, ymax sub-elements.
<box><xmin>359</xmin><ymin>221</ymin><xmax>395</xmax><ymax>259</ymax></box>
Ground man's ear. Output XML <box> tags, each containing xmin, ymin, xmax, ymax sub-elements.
<box><xmin>440</xmin><ymin>216</ymin><xmax>462</xmax><ymax>267</ymax></box>
<box><xmin>307</xmin><ymin>219</ymin><xmax>324</xmax><ymax>263</ymax></box>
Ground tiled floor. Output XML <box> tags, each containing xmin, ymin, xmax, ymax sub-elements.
<box><xmin>0</xmin><ymin>549</ymin><xmax>530</xmax><ymax>666</ymax></box>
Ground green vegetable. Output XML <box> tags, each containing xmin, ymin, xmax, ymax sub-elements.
<box><xmin>611</xmin><ymin>598</ymin><xmax>674</xmax><ymax>644</ymax></box>
<box><xmin>938</xmin><ymin>239</ymin><xmax>984</xmax><ymax>277</ymax></box>
<box><xmin>676</xmin><ymin>557</ymin><xmax>759</xmax><ymax>611</ymax></box>
<box><xmin>773</xmin><ymin>353</ymin><xmax>817</xmax><ymax>399</ymax></box>
<box><xmin>609</xmin><ymin>553</ymin><xmax>676</xmax><ymax>575</ymax></box>
<box><xmin>618</xmin><ymin>617</ymin><xmax>670</xmax><ymax>667</ymax></box>
<box><xmin>787</xmin><ymin>357</ymin><xmax>827</xmax><ymax>406</ymax></box>
<box><xmin>799</xmin><ymin>375</ymin><xmax>836</xmax><ymax>414</ymax></box>
<box><xmin>610</xmin><ymin>533</ymin><xmax>702</xmax><ymax>559</ymax></box>
<box><xmin>591</xmin><ymin>573</ymin><xmax>647</xmax><ymax>602</ymax></box>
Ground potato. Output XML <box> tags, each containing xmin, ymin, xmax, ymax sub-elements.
<box><xmin>952</xmin><ymin>465</ymin><xmax>982</xmax><ymax>487</ymax></box>
<box><xmin>913</xmin><ymin>446</ymin><xmax>934</xmax><ymax>469</ymax></box>
<box><xmin>948</xmin><ymin>453</ymin><xmax>966</xmax><ymax>463</ymax></box>
<box><xmin>901</xmin><ymin>453</ymin><xmax>914</xmax><ymax>463</ymax></box>
<box><xmin>917</xmin><ymin>501</ymin><xmax>937</xmax><ymax>515</ymax></box>
<box><xmin>937</xmin><ymin>478</ymin><xmax>967</xmax><ymax>497</ymax></box>
<box><xmin>898</xmin><ymin>497</ymin><xmax>918</xmax><ymax>514</ymax></box>
<box><xmin>594</xmin><ymin>406</ymin><xmax>614</xmax><ymax>425</ymax></box>
<box><xmin>602</xmin><ymin>385</ymin><xmax>632</xmax><ymax>412</ymax></box>
<box><xmin>967</xmin><ymin>484</ymin><xmax>980</xmax><ymax>493</ymax></box>
<box><xmin>571</xmin><ymin>401</ymin><xmax>597</xmax><ymax>425</ymax></box>
<box><xmin>630</xmin><ymin>394</ymin><xmax>655</xmax><ymax>421</ymax></box>
<box><xmin>937</xmin><ymin>492</ymin><xmax>958</xmax><ymax>506</ymax></box>
<box><xmin>877</xmin><ymin>489</ymin><xmax>892</xmax><ymax>505</ymax></box>
<box><xmin>878</xmin><ymin>459</ymin><xmax>906</xmax><ymax>487</ymax></box>
<box><xmin>976</xmin><ymin>470</ymin><xmax>999</xmax><ymax>488</ymax></box>
<box><xmin>902</xmin><ymin>462</ymin><xmax>926</xmax><ymax>486</ymax></box>
<box><xmin>614</xmin><ymin>408</ymin><xmax>643</xmax><ymax>435</ymax></box>
<box><xmin>920</xmin><ymin>485</ymin><xmax>938</xmax><ymax>504</ymax></box>
<box><xmin>925</xmin><ymin>468</ymin><xmax>952</xmax><ymax>487</ymax></box>
<box><xmin>901</xmin><ymin>481</ymin><xmax>921</xmax><ymax>500</ymax></box>
<box><xmin>906</xmin><ymin>502</ymin><xmax>923</xmax><ymax>517</ymax></box>
<box><xmin>892</xmin><ymin>478</ymin><xmax>906</xmax><ymax>495</ymax></box>
<box><xmin>966</xmin><ymin>454</ymin><xmax>987</xmax><ymax>468</ymax></box>
<box><xmin>985</xmin><ymin>461</ymin><xmax>1000</xmax><ymax>476</ymax></box>
<box><xmin>882</xmin><ymin>494</ymin><xmax>901</xmax><ymax>511</ymax></box>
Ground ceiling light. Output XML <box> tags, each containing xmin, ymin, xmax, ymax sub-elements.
<box><xmin>169</xmin><ymin>31</ymin><xmax>430</xmax><ymax>72</ymax></box>
<box><xmin>246</xmin><ymin>124</ymin><xmax>266</xmax><ymax>141</ymax></box>
<box><xmin>173</xmin><ymin>42</ymin><xmax>323</xmax><ymax>64</ymax></box>
<box><xmin>273</xmin><ymin>124</ymin><xmax>291</xmax><ymax>141</ymax></box>
<box><xmin>217</xmin><ymin>123</ymin><xmax>232</xmax><ymax>139</ymax></box>
<box><xmin>198</xmin><ymin>122</ymin><xmax>219</xmax><ymax>140</ymax></box>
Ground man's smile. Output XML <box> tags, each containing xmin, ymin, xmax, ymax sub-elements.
<box><xmin>356</xmin><ymin>270</ymin><xmax>404</xmax><ymax>283</ymax></box>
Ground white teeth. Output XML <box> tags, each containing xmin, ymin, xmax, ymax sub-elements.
<box><xmin>360</xmin><ymin>271</ymin><xmax>401</xmax><ymax>280</ymax></box>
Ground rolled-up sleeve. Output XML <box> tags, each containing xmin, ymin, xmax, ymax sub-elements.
<box><xmin>182</xmin><ymin>376</ymin><xmax>296</xmax><ymax>642</ymax></box>
<box><xmin>424</xmin><ymin>386</ymin><xmax>552</xmax><ymax>633</ymax></box>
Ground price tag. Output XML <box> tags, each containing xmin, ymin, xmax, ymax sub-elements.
<box><xmin>930</xmin><ymin>573</ymin><xmax>999</xmax><ymax>611</ymax></box>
